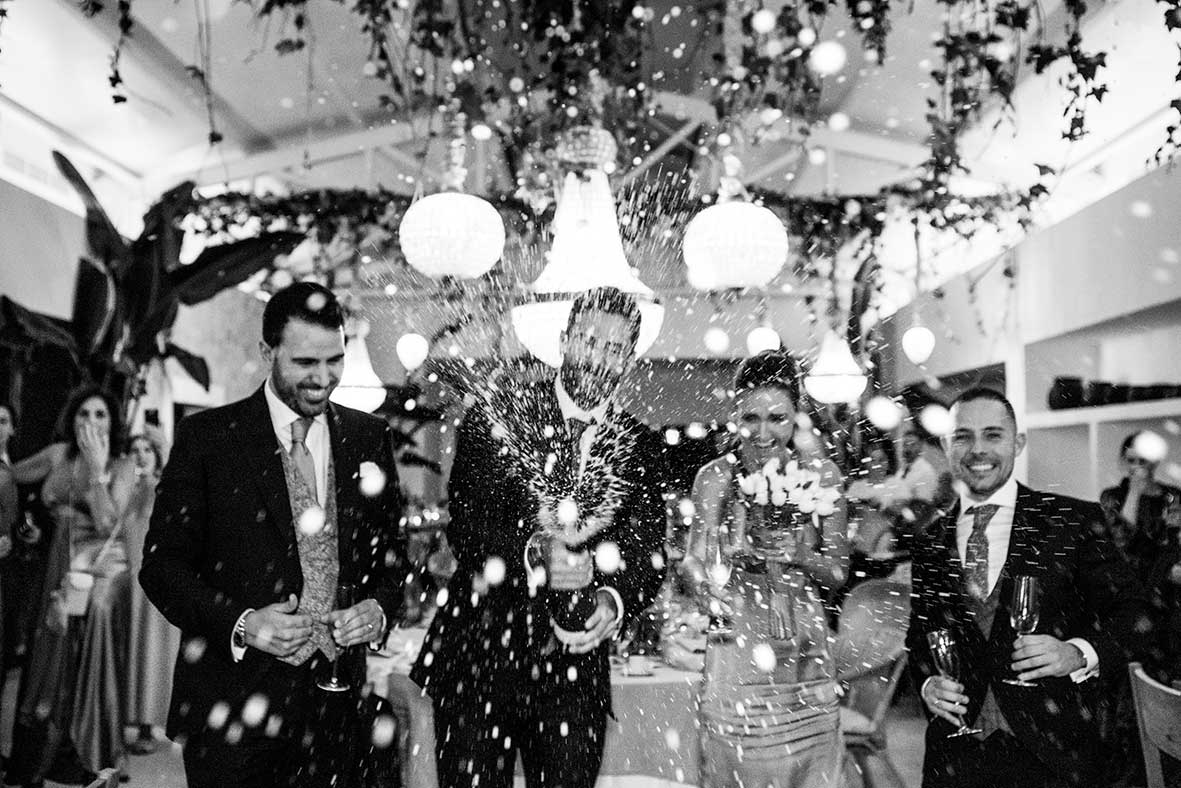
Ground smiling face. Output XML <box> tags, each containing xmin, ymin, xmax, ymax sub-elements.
<box><xmin>73</xmin><ymin>395</ymin><xmax>111</xmax><ymax>441</ymax></box>
<box><xmin>733</xmin><ymin>385</ymin><xmax>797</xmax><ymax>469</ymax></box>
<box><xmin>261</xmin><ymin>318</ymin><xmax>346</xmax><ymax>417</ymax></box>
<box><xmin>559</xmin><ymin>309</ymin><xmax>636</xmax><ymax>411</ymax></box>
<box><xmin>944</xmin><ymin>397</ymin><xmax>1025</xmax><ymax>500</ymax></box>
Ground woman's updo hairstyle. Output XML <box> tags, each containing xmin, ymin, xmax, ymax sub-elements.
<box><xmin>732</xmin><ymin>349</ymin><xmax>801</xmax><ymax>403</ymax></box>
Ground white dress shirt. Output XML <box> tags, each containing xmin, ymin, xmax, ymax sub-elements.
<box><xmin>543</xmin><ymin>376</ymin><xmax>623</xmax><ymax>625</ymax></box>
<box><xmin>264</xmin><ymin>380</ymin><xmax>330</xmax><ymax>507</ymax></box>
<box><xmin>956</xmin><ymin>477</ymin><xmax>1098</xmax><ymax>683</ymax></box>
<box><xmin>554</xmin><ymin>377</ymin><xmax>608</xmax><ymax>481</ymax></box>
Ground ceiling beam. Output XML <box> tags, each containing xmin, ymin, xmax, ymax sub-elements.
<box><xmin>164</xmin><ymin>120</ymin><xmax>443</xmax><ymax>188</ymax></box>
<box><xmin>619</xmin><ymin>119</ymin><xmax>702</xmax><ymax>186</ymax></box>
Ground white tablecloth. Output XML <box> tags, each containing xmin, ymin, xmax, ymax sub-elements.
<box><xmin>368</xmin><ymin>628</ymin><xmax>701</xmax><ymax>788</ymax></box>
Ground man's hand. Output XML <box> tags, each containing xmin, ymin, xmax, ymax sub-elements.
<box><xmin>554</xmin><ymin>594</ymin><xmax>620</xmax><ymax>654</ymax></box>
<box><xmin>1011</xmin><ymin>634</ymin><xmax>1085</xmax><ymax>681</ymax></box>
<box><xmin>244</xmin><ymin>594</ymin><xmax>314</xmax><ymax>657</ymax></box>
<box><xmin>921</xmin><ymin>675</ymin><xmax>969</xmax><ymax>727</ymax></box>
<box><xmin>0</xmin><ymin>534</ymin><xmax>12</xmax><ymax>560</ymax></box>
<box><xmin>324</xmin><ymin>598</ymin><xmax>385</xmax><ymax>647</ymax></box>
<box><xmin>548</xmin><ymin>541</ymin><xmax>592</xmax><ymax>591</ymax></box>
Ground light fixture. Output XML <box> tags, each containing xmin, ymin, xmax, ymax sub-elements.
<box><xmin>330</xmin><ymin>318</ymin><xmax>387</xmax><ymax>412</ymax></box>
<box><xmin>510</xmin><ymin>170</ymin><xmax>664</xmax><ymax>367</ymax></box>
<box><xmin>395</xmin><ymin>332</ymin><xmax>430</xmax><ymax>373</ymax></box>
<box><xmin>746</xmin><ymin>325</ymin><xmax>782</xmax><ymax>355</ymax></box>
<box><xmin>803</xmin><ymin>330</ymin><xmax>867</xmax><ymax>404</ymax></box>
<box><xmin>682</xmin><ymin>157</ymin><xmax>788</xmax><ymax>290</ymax></box>
<box><xmin>397</xmin><ymin>110</ymin><xmax>506</xmax><ymax>279</ymax></box>
<box><xmin>902</xmin><ymin>321</ymin><xmax>937</xmax><ymax>365</ymax></box>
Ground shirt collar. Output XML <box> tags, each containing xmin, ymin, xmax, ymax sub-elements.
<box><xmin>554</xmin><ymin>376</ymin><xmax>609</xmax><ymax>425</ymax></box>
<box><xmin>264</xmin><ymin>379</ymin><xmax>329</xmax><ymax>436</ymax></box>
<box><xmin>958</xmin><ymin>475</ymin><xmax>1018</xmax><ymax>515</ymax></box>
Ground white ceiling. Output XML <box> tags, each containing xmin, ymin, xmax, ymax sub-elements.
<box><xmin>0</xmin><ymin>0</ymin><xmax>1177</xmax><ymax>292</ymax></box>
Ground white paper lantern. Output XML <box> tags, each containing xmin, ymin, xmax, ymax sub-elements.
<box><xmin>901</xmin><ymin>323</ymin><xmax>937</xmax><ymax>365</ymax></box>
<box><xmin>398</xmin><ymin>193</ymin><xmax>505</xmax><ymax>279</ymax></box>
<box><xmin>683</xmin><ymin>202</ymin><xmax>788</xmax><ymax>290</ymax></box>
<box><xmin>395</xmin><ymin>332</ymin><xmax>430</xmax><ymax>372</ymax></box>
<box><xmin>746</xmin><ymin>326</ymin><xmax>782</xmax><ymax>355</ymax></box>
<box><xmin>803</xmin><ymin>330</ymin><xmax>867</xmax><ymax>404</ymax></box>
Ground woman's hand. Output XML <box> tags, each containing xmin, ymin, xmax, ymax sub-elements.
<box><xmin>77</xmin><ymin>422</ymin><xmax>110</xmax><ymax>476</ymax></box>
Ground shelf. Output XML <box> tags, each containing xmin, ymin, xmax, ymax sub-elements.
<box><xmin>1026</xmin><ymin>398</ymin><xmax>1181</xmax><ymax>429</ymax></box>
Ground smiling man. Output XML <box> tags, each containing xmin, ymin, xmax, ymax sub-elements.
<box><xmin>141</xmin><ymin>282</ymin><xmax>405</xmax><ymax>788</ymax></box>
<box><xmin>906</xmin><ymin>387</ymin><xmax>1152</xmax><ymax>788</ymax></box>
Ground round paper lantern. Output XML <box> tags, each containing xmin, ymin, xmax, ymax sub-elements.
<box><xmin>902</xmin><ymin>323</ymin><xmax>937</xmax><ymax>365</ymax></box>
<box><xmin>398</xmin><ymin>193</ymin><xmax>505</xmax><ymax>279</ymax></box>
<box><xmin>746</xmin><ymin>326</ymin><xmax>782</xmax><ymax>355</ymax></box>
<box><xmin>683</xmin><ymin>202</ymin><xmax>788</xmax><ymax>290</ymax></box>
<box><xmin>395</xmin><ymin>332</ymin><xmax>430</xmax><ymax>372</ymax></box>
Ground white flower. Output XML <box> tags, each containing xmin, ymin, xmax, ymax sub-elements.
<box><xmin>770</xmin><ymin>489</ymin><xmax>788</xmax><ymax>507</ymax></box>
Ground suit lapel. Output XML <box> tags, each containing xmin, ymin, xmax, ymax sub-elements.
<box><xmin>241</xmin><ymin>387</ymin><xmax>297</xmax><ymax>552</ymax></box>
<box><xmin>328</xmin><ymin>405</ymin><xmax>359</xmax><ymax>582</ymax></box>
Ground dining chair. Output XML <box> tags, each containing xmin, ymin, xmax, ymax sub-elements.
<box><xmin>83</xmin><ymin>767</ymin><xmax>120</xmax><ymax>788</ymax></box>
<box><xmin>834</xmin><ymin>579</ymin><xmax>912</xmax><ymax>788</ymax></box>
<box><xmin>1129</xmin><ymin>662</ymin><xmax>1181</xmax><ymax>788</ymax></box>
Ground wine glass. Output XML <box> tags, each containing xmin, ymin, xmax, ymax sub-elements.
<box><xmin>926</xmin><ymin>629</ymin><xmax>983</xmax><ymax>738</ymax></box>
<box><xmin>1004</xmin><ymin>575</ymin><xmax>1040</xmax><ymax>687</ymax></box>
<box><xmin>705</xmin><ymin>524</ymin><xmax>734</xmax><ymax>637</ymax></box>
<box><xmin>317</xmin><ymin>582</ymin><xmax>356</xmax><ymax>693</ymax></box>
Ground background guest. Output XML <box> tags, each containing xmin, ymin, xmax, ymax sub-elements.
<box><xmin>6</xmin><ymin>386</ymin><xmax>135</xmax><ymax>786</ymax></box>
<box><xmin>121</xmin><ymin>430</ymin><xmax>177</xmax><ymax>756</ymax></box>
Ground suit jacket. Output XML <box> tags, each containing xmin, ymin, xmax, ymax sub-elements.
<box><xmin>140</xmin><ymin>386</ymin><xmax>405</xmax><ymax>739</ymax></box>
<box><xmin>410</xmin><ymin>378</ymin><xmax>668</xmax><ymax>715</ymax></box>
<box><xmin>907</xmin><ymin>483</ymin><xmax>1152</xmax><ymax>782</ymax></box>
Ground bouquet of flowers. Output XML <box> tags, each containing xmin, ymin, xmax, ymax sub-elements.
<box><xmin>736</xmin><ymin>457</ymin><xmax>841</xmax><ymax>516</ymax></box>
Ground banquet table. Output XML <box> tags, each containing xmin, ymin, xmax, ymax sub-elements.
<box><xmin>368</xmin><ymin>628</ymin><xmax>702</xmax><ymax>788</ymax></box>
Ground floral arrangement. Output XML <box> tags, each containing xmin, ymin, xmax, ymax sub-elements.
<box><xmin>735</xmin><ymin>457</ymin><xmax>841</xmax><ymax>517</ymax></box>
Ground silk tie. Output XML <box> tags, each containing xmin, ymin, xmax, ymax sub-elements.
<box><xmin>964</xmin><ymin>504</ymin><xmax>999</xmax><ymax>601</ymax></box>
<box><xmin>290</xmin><ymin>417</ymin><xmax>317</xmax><ymax>500</ymax></box>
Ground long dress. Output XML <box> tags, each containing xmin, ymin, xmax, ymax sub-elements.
<box><xmin>694</xmin><ymin>458</ymin><xmax>843</xmax><ymax>788</ymax></box>
<box><xmin>8</xmin><ymin>452</ymin><xmax>132</xmax><ymax>782</ymax></box>
<box><xmin>122</xmin><ymin>471</ymin><xmax>179</xmax><ymax>730</ymax></box>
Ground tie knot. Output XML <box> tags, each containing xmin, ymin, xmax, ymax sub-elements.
<box><xmin>566</xmin><ymin>416</ymin><xmax>591</xmax><ymax>437</ymax></box>
<box><xmin>291</xmin><ymin>417</ymin><xmax>313</xmax><ymax>446</ymax></box>
<box><xmin>968</xmin><ymin>503</ymin><xmax>1000</xmax><ymax>531</ymax></box>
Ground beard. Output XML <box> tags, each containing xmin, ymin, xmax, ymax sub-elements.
<box><xmin>561</xmin><ymin>362</ymin><xmax>621</xmax><ymax>410</ymax></box>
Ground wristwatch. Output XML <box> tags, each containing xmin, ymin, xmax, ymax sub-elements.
<box><xmin>232</xmin><ymin>613</ymin><xmax>249</xmax><ymax>650</ymax></box>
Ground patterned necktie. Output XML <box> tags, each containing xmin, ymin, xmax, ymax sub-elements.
<box><xmin>964</xmin><ymin>504</ymin><xmax>999</xmax><ymax>601</ymax></box>
<box><xmin>290</xmin><ymin>417</ymin><xmax>317</xmax><ymax>500</ymax></box>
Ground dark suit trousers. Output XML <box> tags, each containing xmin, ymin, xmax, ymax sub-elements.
<box><xmin>182</xmin><ymin>653</ymin><xmax>358</xmax><ymax>788</ymax></box>
<box><xmin>923</xmin><ymin>729</ymin><xmax>1073</xmax><ymax>788</ymax></box>
<box><xmin>434</xmin><ymin>670</ymin><xmax>608</xmax><ymax>788</ymax></box>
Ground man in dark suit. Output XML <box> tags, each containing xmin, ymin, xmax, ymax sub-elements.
<box><xmin>908</xmin><ymin>387</ymin><xmax>1152</xmax><ymax>788</ymax></box>
<box><xmin>140</xmin><ymin>282</ymin><xmax>405</xmax><ymax>788</ymax></box>
<box><xmin>411</xmin><ymin>286</ymin><xmax>668</xmax><ymax>788</ymax></box>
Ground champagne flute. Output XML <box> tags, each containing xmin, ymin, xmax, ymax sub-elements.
<box><xmin>317</xmin><ymin>582</ymin><xmax>356</xmax><ymax>693</ymax></box>
<box><xmin>926</xmin><ymin>630</ymin><xmax>983</xmax><ymax>737</ymax></box>
<box><xmin>1004</xmin><ymin>575</ymin><xmax>1040</xmax><ymax>687</ymax></box>
<box><xmin>706</xmin><ymin>524</ymin><xmax>734</xmax><ymax>637</ymax></box>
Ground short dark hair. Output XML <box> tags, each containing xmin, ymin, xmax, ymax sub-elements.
<box><xmin>565</xmin><ymin>287</ymin><xmax>641</xmax><ymax>348</ymax></box>
<box><xmin>951</xmin><ymin>386</ymin><xmax>1017</xmax><ymax>428</ymax></box>
<box><xmin>262</xmin><ymin>282</ymin><xmax>345</xmax><ymax>348</ymax></box>
<box><xmin>733</xmin><ymin>349</ymin><xmax>800</xmax><ymax>404</ymax></box>
<box><xmin>56</xmin><ymin>385</ymin><xmax>123</xmax><ymax>458</ymax></box>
